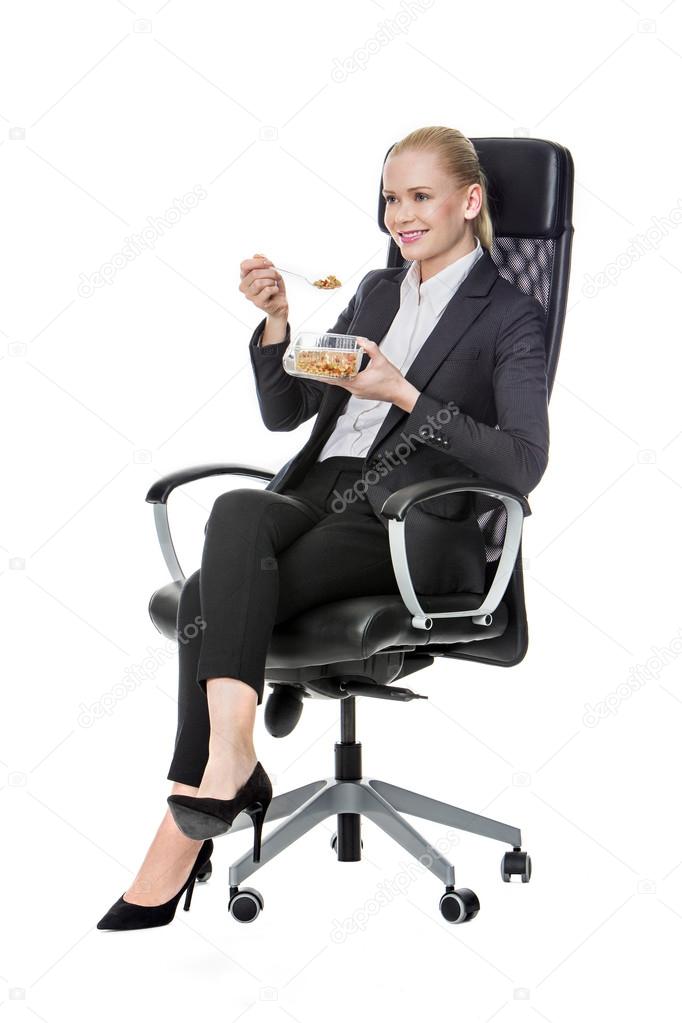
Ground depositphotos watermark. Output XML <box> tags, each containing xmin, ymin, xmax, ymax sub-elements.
<box><xmin>582</xmin><ymin>626</ymin><xmax>682</xmax><ymax>728</ymax></box>
<box><xmin>331</xmin><ymin>0</ymin><xmax>435</xmax><ymax>81</ymax></box>
<box><xmin>581</xmin><ymin>198</ymin><xmax>682</xmax><ymax>298</ymax></box>
<box><xmin>76</xmin><ymin>615</ymin><xmax>206</xmax><ymax>727</ymax></box>
<box><xmin>76</xmin><ymin>185</ymin><xmax>208</xmax><ymax>297</ymax></box>
<box><xmin>328</xmin><ymin>400</ymin><xmax>460</xmax><ymax>512</ymax></box>
<box><xmin>330</xmin><ymin>828</ymin><xmax>460</xmax><ymax>941</ymax></box>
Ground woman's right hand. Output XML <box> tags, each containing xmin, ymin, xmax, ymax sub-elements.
<box><xmin>239</xmin><ymin>254</ymin><xmax>289</xmax><ymax>318</ymax></box>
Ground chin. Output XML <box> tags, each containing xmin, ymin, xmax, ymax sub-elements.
<box><xmin>396</xmin><ymin>237</ymin><xmax>432</xmax><ymax>251</ymax></box>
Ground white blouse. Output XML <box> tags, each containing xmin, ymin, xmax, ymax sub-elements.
<box><xmin>316</xmin><ymin>236</ymin><xmax>484</xmax><ymax>461</ymax></box>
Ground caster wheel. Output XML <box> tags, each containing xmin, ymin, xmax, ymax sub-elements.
<box><xmin>228</xmin><ymin>886</ymin><xmax>264</xmax><ymax>923</ymax></box>
<box><xmin>501</xmin><ymin>849</ymin><xmax>532</xmax><ymax>883</ymax></box>
<box><xmin>439</xmin><ymin>887</ymin><xmax>480</xmax><ymax>924</ymax></box>
<box><xmin>196</xmin><ymin>859</ymin><xmax>212</xmax><ymax>883</ymax></box>
<box><xmin>330</xmin><ymin>832</ymin><xmax>364</xmax><ymax>852</ymax></box>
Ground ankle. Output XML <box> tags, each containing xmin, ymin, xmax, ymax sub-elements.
<box><xmin>208</xmin><ymin>743</ymin><xmax>256</xmax><ymax>765</ymax></box>
<box><xmin>170</xmin><ymin>781</ymin><xmax>200</xmax><ymax>796</ymax></box>
<box><xmin>198</xmin><ymin>747</ymin><xmax>258</xmax><ymax>800</ymax></box>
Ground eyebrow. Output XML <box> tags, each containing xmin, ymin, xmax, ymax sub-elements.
<box><xmin>381</xmin><ymin>185</ymin><xmax>432</xmax><ymax>195</ymax></box>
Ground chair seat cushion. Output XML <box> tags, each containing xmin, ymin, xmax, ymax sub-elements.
<box><xmin>148</xmin><ymin>583</ymin><xmax>508</xmax><ymax>667</ymax></box>
<box><xmin>267</xmin><ymin>594</ymin><xmax>507</xmax><ymax>666</ymax></box>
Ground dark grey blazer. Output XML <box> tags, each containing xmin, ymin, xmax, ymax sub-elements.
<box><xmin>247</xmin><ymin>249</ymin><xmax>549</xmax><ymax>591</ymax></box>
<box><xmin>249</xmin><ymin>249</ymin><xmax>549</xmax><ymax>495</ymax></box>
<box><xmin>245</xmin><ymin>247</ymin><xmax>548</xmax><ymax>593</ymax></box>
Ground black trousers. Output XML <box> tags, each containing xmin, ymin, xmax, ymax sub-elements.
<box><xmin>166</xmin><ymin>455</ymin><xmax>484</xmax><ymax>787</ymax></box>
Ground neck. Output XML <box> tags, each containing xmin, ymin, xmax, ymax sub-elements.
<box><xmin>418</xmin><ymin>234</ymin><xmax>477</xmax><ymax>284</ymax></box>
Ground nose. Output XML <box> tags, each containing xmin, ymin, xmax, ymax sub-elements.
<box><xmin>395</xmin><ymin>208</ymin><xmax>418</xmax><ymax>226</ymax></box>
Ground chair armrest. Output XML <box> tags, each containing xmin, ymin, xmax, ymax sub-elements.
<box><xmin>145</xmin><ymin>463</ymin><xmax>275</xmax><ymax>504</ymax></box>
<box><xmin>145</xmin><ymin>463</ymin><xmax>274</xmax><ymax>582</ymax></box>
<box><xmin>380</xmin><ymin>476</ymin><xmax>530</xmax><ymax>631</ymax></box>
<box><xmin>380</xmin><ymin>476</ymin><xmax>531</xmax><ymax>520</ymax></box>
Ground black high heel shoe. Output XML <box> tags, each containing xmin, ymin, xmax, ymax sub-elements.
<box><xmin>96</xmin><ymin>838</ymin><xmax>213</xmax><ymax>931</ymax></box>
<box><xmin>167</xmin><ymin>761</ymin><xmax>273</xmax><ymax>860</ymax></box>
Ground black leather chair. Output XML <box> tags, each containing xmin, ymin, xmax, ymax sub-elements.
<box><xmin>147</xmin><ymin>136</ymin><xmax>574</xmax><ymax>925</ymax></box>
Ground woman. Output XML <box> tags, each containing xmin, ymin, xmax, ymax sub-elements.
<box><xmin>97</xmin><ymin>126</ymin><xmax>549</xmax><ymax>930</ymax></box>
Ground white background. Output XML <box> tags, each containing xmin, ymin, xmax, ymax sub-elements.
<box><xmin>2</xmin><ymin>0</ymin><xmax>682</xmax><ymax>1019</ymax></box>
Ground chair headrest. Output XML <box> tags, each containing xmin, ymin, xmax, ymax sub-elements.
<box><xmin>377</xmin><ymin>136</ymin><xmax>574</xmax><ymax>240</ymax></box>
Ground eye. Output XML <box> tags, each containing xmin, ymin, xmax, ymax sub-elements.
<box><xmin>383</xmin><ymin>193</ymin><xmax>430</xmax><ymax>204</ymax></box>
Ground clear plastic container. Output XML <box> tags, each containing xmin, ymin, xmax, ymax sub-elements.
<box><xmin>282</xmin><ymin>331</ymin><xmax>363</xmax><ymax>381</ymax></box>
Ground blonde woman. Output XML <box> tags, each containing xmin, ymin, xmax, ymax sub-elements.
<box><xmin>97</xmin><ymin>126</ymin><xmax>549</xmax><ymax>930</ymax></box>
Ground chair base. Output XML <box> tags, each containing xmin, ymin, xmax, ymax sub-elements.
<box><xmin>227</xmin><ymin>774</ymin><xmax>522</xmax><ymax>888</ymax></box>
<box><xmin>226</xmin><ymin>695</ymin><xmax>523</xmax><ymax>893</ymax></box>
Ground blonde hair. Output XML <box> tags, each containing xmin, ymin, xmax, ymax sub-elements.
<box><xmin>385</xmin><ymin>126</ymin><xmax>494</xmax><ymax>252</ymax></box>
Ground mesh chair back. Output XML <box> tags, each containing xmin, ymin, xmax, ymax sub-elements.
<box><xmin>377</xmin><ymin>137</ymin><xmax>575</xmax><ymax>656</ymax></box>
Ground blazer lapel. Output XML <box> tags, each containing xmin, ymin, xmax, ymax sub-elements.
<box><xmin>284</xmin><ymin>250</ymin><xmax>499</xmax><ymax>475</ymax></box>
<box><xmin>365</xmin><ymin>250</ymin><xmax>498</xmax><ymax>460</ymax></box>
<box><xmin>304</xmin><ymin>271</ymin><xmax>408</xmax><ymax>449</ymax></box>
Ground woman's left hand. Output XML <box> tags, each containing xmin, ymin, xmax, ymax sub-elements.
<box><xmin>326</xmin><ymin>337</ymin><xmax>412</xmax><ymax>406</ymax></box>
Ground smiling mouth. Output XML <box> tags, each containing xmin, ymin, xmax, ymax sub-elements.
<box><xmin>398</xmin><ymin>229</ymin><xmax>429</xmax><ymax>241</ymax></box>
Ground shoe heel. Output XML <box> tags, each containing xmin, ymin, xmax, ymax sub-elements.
<box><xmin>246</xmin><ymin>799</ymin><xmax>270</xmax><ymax>863</ymax></box>
<box><xmin>183</xmin><ymin>877</ymin><xmax>196</xmax><ymax>912</ymax></box>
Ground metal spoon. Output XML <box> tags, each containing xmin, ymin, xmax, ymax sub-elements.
<box><xmin>274</xmin><ymin>265</ymin><xmax>342</xmax><ymax>289</ymax></box>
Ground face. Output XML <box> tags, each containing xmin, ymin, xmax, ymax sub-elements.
<box><xmin>382</xmin><ymin>149</ymin><xmax>482</xmax><ymax>278</ymax></box>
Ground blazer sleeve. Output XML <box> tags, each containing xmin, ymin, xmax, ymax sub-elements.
<box><xmin>248</xmin><ymin>272</ymin><xmax>371</xmax><ymax>432</ymax></box>
<box><xmin>399</xmin><ymin>295</ymin><xmax>550</xmax><ymax>496</ymax></box>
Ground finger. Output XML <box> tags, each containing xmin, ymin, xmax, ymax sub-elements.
<box><xmin>241</xmin><ymin>270</ymin><xmax>282</xmax><ymax>293</ymax></box>
<box><xmin>240</xmin><ymin>256</ymin><xmax>274</xmax><ymax>278</ymax></box>
<box><xmin>252</xmin><ymin>278</ymin><xmax>278</xmax><ymax>295</ymax></box>
<box><xmin>241</xmin><ymin>258</ymin><xmax>262</xmax><ymax>276</ymax></box>
<box><xmin>241</xmin><ymin>276</ymin><xmax>271</xmax><ymax>296</ymax></box>
<box><xmin>246</xmin><ymin>268</ymin><xmax>282</xmax><ymax>285</ymax></box>
<box><xmin>258</xmin><ymin>286</ymin><xmax>279</xmax><ymax>305</ymax></box>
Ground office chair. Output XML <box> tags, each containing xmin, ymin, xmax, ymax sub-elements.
<box><xmin>147</xmin><ymin>136</ymin><xmax>574</xmax><ymax>925</ymax></box>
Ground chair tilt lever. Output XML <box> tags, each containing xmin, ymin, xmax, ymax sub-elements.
<box><xmin>341</xmin><ymin>680</ymin><xmax>427</xmax><ymax>702</ymax></box>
